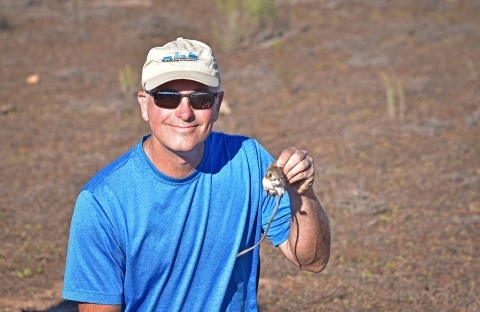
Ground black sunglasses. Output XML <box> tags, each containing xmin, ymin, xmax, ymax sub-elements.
<box><xmin>146</xmin><ymin>91</ymin><xmax>222</xmax><ymax>110</ymax></box>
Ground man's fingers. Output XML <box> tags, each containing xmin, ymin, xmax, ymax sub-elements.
<box><xmin>276</xmin><ymin>148</ymin><xmax>314</xmax><ymax>182</ymax></box>
<box><xmin>275</xmin><ymin>147</ymin><xmax>295</xmax><ymax>168</ymax></box>
<box><xmin>285</xmin><ymin>156</ymin><xmax>314</xmax><ymax>184</ymax></box>
<box><xmin>277</xmin><ymin>148</ymin><xmax>307</xmax><ymax>171</ymax></box>
<box><xmin>275</xmin><ymin>147</ymin><xmax>316</xmax><ymax>195</ymax></box>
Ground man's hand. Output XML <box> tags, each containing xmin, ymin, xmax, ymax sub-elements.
<box><xmin>275</xmin><ymin>147</ymin><xmax>315</xmax><ymax>196</ymax></box>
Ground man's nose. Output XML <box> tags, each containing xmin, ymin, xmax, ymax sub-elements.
<box><xmin>175</xmin><ymin>96</ymin><xmax>195</xmax><ymax>121</ymax></box>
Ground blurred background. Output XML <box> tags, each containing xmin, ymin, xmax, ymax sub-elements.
<box><xmin>0</xmin><ymin>0</ymin><xmax>479</xmax><ymax>310</ymax></box>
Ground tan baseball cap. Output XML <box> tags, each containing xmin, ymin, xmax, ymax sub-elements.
<box><xmin>141</xmin><ymin>37</ymin><xmax>220</xmax><ymax>91</ymax></box>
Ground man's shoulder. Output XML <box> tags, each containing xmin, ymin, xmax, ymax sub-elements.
<box><xmin>207</xmin><ymin>132</ymin><xmax>271</xmax><ymax>170</ymax></box>
<box><xmin>82</xmin><ymin>142</ymin><xmax>141</xmax><ymax>192</ymax></box>
<box><xmin>209</xmin><ymin>131</ymin><xmax>261</xmax><ymax>151</ymax></box>
<box><xmin>209</xmin><ymin>131</ymin><xmax>250</xmax><ymax>141</ymax></box>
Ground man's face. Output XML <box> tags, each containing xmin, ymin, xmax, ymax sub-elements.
<box><xmin>138</xmin><ymin>79</ymin><xmax>223</xmax><ymax>155</ymax></box>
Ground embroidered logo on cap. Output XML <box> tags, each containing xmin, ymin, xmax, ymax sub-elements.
<box><xmin>162</xmin><ymin>52</ymin><xmax>199</xmax><ymax>62</ymax></box>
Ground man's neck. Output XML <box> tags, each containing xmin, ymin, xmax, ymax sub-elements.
<box><xmin>143</xmin><ymin>137</ymin><xmax>204</xmax><ymax>179</ymax></box>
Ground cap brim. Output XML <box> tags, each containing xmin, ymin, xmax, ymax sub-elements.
<box><xmin>144</xmin><ymin>71</ymin><xmax>219</xmax><ymax>91</ymax></box>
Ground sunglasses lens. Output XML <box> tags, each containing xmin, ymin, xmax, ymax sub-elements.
<box><xmin>190</xmin><ymin>93</ymin><xmax>216</xmax><ymax>109</ymax></box>
<box><xmin>150</xmin><ymin>92</ymin><xmax>216</xmax><ymax>109</ymax></box>
<box><xmin>153</xmin><ymin>93</ymin><xmax>181</xmax><ymax>109</ymax></box>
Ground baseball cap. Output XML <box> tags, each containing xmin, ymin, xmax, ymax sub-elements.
<box><xmin>141</xmin><ymin>37</ymin><xmax>220</xmax><ymax>91</ymax></box>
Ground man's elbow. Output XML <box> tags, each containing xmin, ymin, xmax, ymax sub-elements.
<box><xmin>302</xmin><ymin>258</ymin><xmax>329</xmax><ymax>273</ymax></box>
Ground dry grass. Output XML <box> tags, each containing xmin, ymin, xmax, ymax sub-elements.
<box><xmin>0</xmin><ymin>0</ymin><xmax>479</xmax><ymax>311</ymax></box>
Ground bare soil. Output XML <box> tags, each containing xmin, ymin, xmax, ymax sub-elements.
<box><xmin>1</xmin><ymin>0</ymin><xmax>479</xmax><ymax>311</ymax></box>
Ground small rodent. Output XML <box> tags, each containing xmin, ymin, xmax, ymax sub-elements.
<box><xmin>236</xmin><ymin>160</ymin><xmax>287</xmax><ymax>258</ymax></box>
<box><xmin>262</xmin><ymin>160</ymin><xmax>287</xmax><ymax>198</ymax></box>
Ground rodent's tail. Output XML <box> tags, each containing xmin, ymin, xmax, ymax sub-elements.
<box><xmin>236</xmin><ymin>196</ymin><xmax>280</xmax><ymax>258</ymax></box>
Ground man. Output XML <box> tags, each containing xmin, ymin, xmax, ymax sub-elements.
<box><xmin>63</xmin><ymin>37</ymin><xmax>330</xmax><ymax>312</ymax></box>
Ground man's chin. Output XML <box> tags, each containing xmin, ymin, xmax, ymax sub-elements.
<box><xmin>165</xmin><ymin>140</ymin><xmax>204</xmax><ymax>154</ymax></box>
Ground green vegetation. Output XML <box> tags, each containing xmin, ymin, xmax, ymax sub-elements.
<box><xmin>16</xmin><ymin>268</ymin><xmax>33</xmax><ymax>278</ymax></box>
<box><xmin>119</xmin><ymin>64</ymin><xmax>139</xmax><ymax>97</ymax></box>
<box><xmin>212</xmin><ymin>0</ymin><xmax>286</xmax><ymax>50</ymax></box>
<box><xmin>383</xmin><ymin>74</ymin><xmax>405</xmax><ymax>122</ymax></box>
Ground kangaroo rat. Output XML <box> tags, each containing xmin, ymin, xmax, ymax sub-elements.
<box><xmin>237</xmin><ymin>160</ymin><xmax>287</xmax><ymax>257</ymax></box>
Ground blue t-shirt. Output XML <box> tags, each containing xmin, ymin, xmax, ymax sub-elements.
<box><xmin>62</xmin><ymin>132</ymin><xmax>291</xmax><ymax>311</ymax></box>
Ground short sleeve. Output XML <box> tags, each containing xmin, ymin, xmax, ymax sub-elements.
<box><xmin>62</xmin><ymin>190</ymin><xmax>125</xmax><ymax>304</ymax></box>
<box><xmin>253</xmin><ymin>140</ymin><xmax>292</xmax><ymax>247</ymax></box>
<box><xmin>262</xmin><ymin>193</ymin><xmax>291</xmax><ymax>246</ymax></box>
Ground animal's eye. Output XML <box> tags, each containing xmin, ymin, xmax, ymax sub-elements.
<box><xmin>268</xmin><ymin>172</ymin><xmax>272</xmax><ymax>177</ymax></box>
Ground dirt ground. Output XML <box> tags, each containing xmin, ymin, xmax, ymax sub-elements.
<box><xmin>1</xmin><ymin>0</ymin><xmax>479</xmax><ymax>311</ymax></box>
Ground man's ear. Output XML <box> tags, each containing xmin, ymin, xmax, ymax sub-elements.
<box><xmin>213</xmin><ymin>91</ymin><xmax>224</xmax><ymax>122</ymax></box>
<box><xmin>138</xmin><ymin>91</ymin><xmax>149</xmax><ymax>121</ymax></box>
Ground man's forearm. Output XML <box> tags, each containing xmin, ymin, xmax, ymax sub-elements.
<box><xmin>282</xmin><ymin>188</ymin><xmax>331</xmax><ymax>272</ymax></box>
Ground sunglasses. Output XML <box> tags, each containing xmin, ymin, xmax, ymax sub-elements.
<box><xmin>146</xmin><ymin>91</ymin><xmax>222</xmax><ymax>110</ymax></box>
